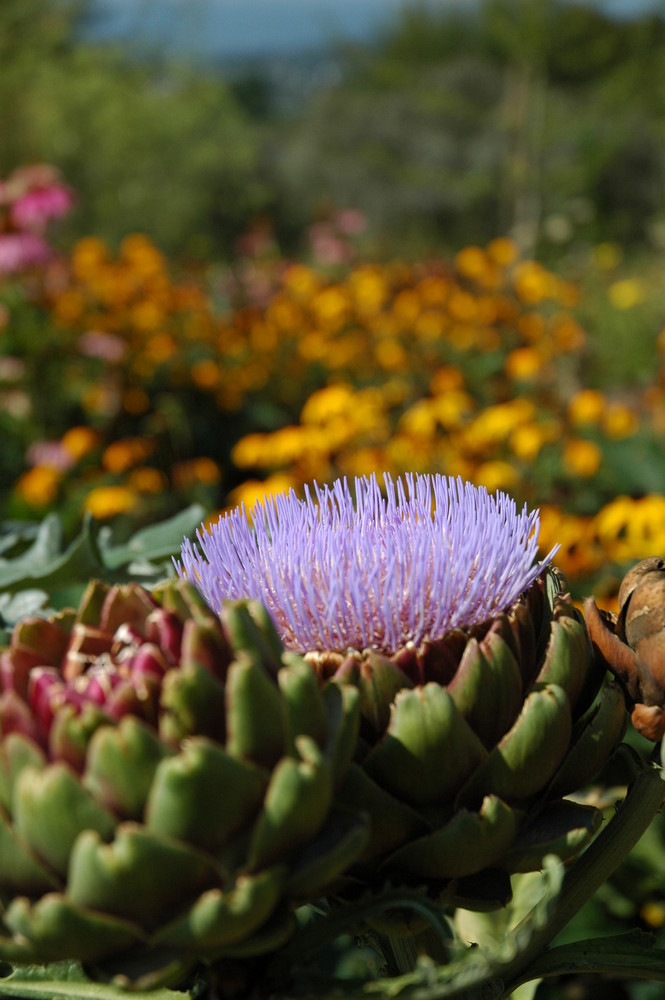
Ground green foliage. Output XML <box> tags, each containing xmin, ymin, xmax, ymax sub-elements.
<box><xmin>269</xmin><ymin>0</ymin><xmax>665</xmax><ymax>254</ymax></box>
<box><xmin>3</xmin><ymin>0</ymin><xmax>665</xmax><ymax>256</ymax></box>
<box><xmin>0</xmin><ymin>505</ymin><xmax>205</xmax><ymax>638</ymax></box>
<box><xmin>0</xmin><ymin>0</ymin><xmax>266</xmax><ymax>257</ymax></box>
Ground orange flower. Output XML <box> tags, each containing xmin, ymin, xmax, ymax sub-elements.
<box><xmin>172</xmin><ymin>457</ymin><xmax>222</xmax><ymax>490</ymax></box>
<box><xmin>84</xmin><ymin>485</ymin><xmax>137</xmax><ymax>518</ymax></box>
<box><xmin>102</xmin><ymin>437</ymin><xmax>154</xmax><ymax>474</ymax></box>
<box><xmin>61</xmin><ymin>425</ymin><xmax>99</xmax><ymax>461</ymax></box>
<box><xmin>15</xmin><ymin>466</ymin><xmax>60</xmax><ymax>506</ymax></box>
<box><xmin>568</xmin><ymin>389</ymin><xmax>605</xmax><ymax>426</ymax></box>
<box><xmin>505</xmin><ymin>347</ymin><xmax>543</xmax><ymax>382</ymax></box>
<box><xmin>563</xmin><ymin>439</ymin><xmax>602</xmax><ymax>478</ymax></box>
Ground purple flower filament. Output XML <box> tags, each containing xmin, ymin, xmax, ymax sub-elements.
<box><xmin>177</xmin><ymin>473</ymin><xmax>557</xmax><ymax>654</ymax></box>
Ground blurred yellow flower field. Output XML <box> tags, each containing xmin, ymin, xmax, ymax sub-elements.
<box><xmin>4</xmin><ymin>225</ymin><xmax>665</xmax><ymax>609</ymax></box>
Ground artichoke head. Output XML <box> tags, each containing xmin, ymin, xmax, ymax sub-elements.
<box><xmin>0</xmin><ymin>579</ymin><xmax>367</xmax><ymax>980</ymax></box>
<box><xmin>308</xmin><ymin>569</ymin><xmax>626</xmax><ymax>907</ymax></box>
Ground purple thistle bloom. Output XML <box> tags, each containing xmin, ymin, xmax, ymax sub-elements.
<box><xmin>177</xmin><ymin>473</ymin><xmax>558</xmax><ymax>655</ymax></box>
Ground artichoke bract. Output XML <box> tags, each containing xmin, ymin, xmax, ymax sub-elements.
<box><xmin>316</xmin><ymin>570</ymin><xmax>626</xmax><ymax>903</ymax></box>
<box><xmin>179</xmin><ymin>472</ymin><xmax>627</xmax><ymax>908</ymax></box>
<box><xmin>0</xmin><ymin>579</ymin><xmax>367</xmax><ymax>981</ymax></box>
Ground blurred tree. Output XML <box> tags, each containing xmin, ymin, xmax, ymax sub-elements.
<box><xmin>0</xmin><ymin>0</ymin><xmax>266</xmax><ymax>257</ymax></box>
<box><xmin>266</xmin><ymin>0</ymin><xmax>665</xmax><ymax>255</ymax></box>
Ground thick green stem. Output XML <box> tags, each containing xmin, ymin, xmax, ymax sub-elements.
<box><xmin>500</xmin><ymin>762</ymin><xmax>665</xmax><ymax>994</ymax></box>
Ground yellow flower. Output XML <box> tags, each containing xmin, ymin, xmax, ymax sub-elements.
<box><xmin>595</xmin><ymin>495</ymin><xmax>665</xmax><ymax>562</ymax></box>
<box><xmin>463</xmin><ymin>400</ymin><xmax>536</xmax><ymax>452</ymax></box>
<box><xmin>505</xmin><ymin>346</ymin><xmax>543</xmax><ymax>381</ymax></box>
<box><xmin>71</xmin><ymin>237</ymin><xmax>108</xmax><ymax>280</ymax></box>
<box><xmin>430</xmin><ymin>366</ymin><xmax>464</xmax><ymax>394</ymax></box>
<box><xmin>144</xmin><ymin>333</ymin><xmax>177</xmax><ymax>364</ymax></box>
<box><xmin>128</xmin><ymin>466</ymin><xmax>168</xmax><ymax>493</ymax></box>
<box><xmin>473</xmin><ymin>460</ymin><xmax>518</xmax><ymax>493</ymax></box>
<box><xmin>61</xmin><ymin>425</ymin><xmax>99</xmax><ymax>461</ymax></box>
<box><xmin>348</xmin><ymin>266</ymin><xmax>388</xmax><ymax>316</ymax></box>
<box><xmin>562</xmin><ymin>439</ymin><xmax>602</xmax><ymax>478</ymax></box>
<box><xmin>172</xmin><ymin>457</ymin><xmax>222</xmax><ymax>490</ymax></box>
<box><xmin>375</xmin><ymin>337</ymin><xmax>408</xmax><ymax>370</ymax></box>
<box><xmin>226</xmin><ymin>473</ymin><xmax>300</xmax><ymax>513</ymax></box>
<box><xmin>120</xmin><ymin>234</ymin><xmax>165</xmax><ymax>278</ymax></box>
<box><xmin>486</xmin><ymin>237</ymin><xmax>518</xmax><ymax>268</ymax></box>
<box><xmin>232</xmin><ymin>433</ymin><xmax>269</xmax><ymax>468</ymax></box>
<box><xmin>608</xmin><ymin>278</ymin><xmax>648</xmax><ymax>310</ymax></box>
<box><xmin>539</xmin><ymin>507</ymin><xmax>602</xmax><ymax>579</ymax></box>
<box><xmin>297</xmin><ymin>331</ymin><xmax>330</xmax><ymax>362</ymax></box>
<box><xmin>266</xmin><ymin>296</ymin><xmax>303</xmax><ymax>332</ymax></box>
<box><xmin>414</xmin><ymin>311</ymin><xmax>446</xmax><ymax>341</ymax></box>
<box><xmin>418</xmin><ymin>275</ymin><xmax>449</xmax><ymax>307</ymax></box>
<box><xmin>510</xmin><ymin>423</ymin><xmax>547</xmax><ymax>462</ymax></box>
<box><xmin>602</xmin><ymin>402</ymin><xmax>639</xmax><ymax>439</ymax></box>
<box><xmin>568</xmin><ymin>389</ymin><xmax>605</xmax><ymax>426</ymax></box>
<box><xmin>338</xmin><ymin>446</ymin><xmax>386</xmax><ymax>479</ymax></box>
<box><xmin>398</xmin><ymin>400</ymin><xmax>438</xmax><ymax>438</ymax></box>
<box><xmin>447</xmin><ymin>289</ymin><xmax>477</xmax><ymax>323</ymax></box>
<box><xmin>392</xmin><ymin>289</ymin><xmax>420</xmax><ymax>325</ymax></box>
<box><xmin>190</xmin><ymin>359</ymin><xmax>220</xmax><ymax>390</ymax></box>
<box><xmin>454</xmin><ymin>246</ymin><xmax>487</xmax><ymax>281</ymax></box>
<box><xmin>301</xmin><ymin>384</ymin><xmax>354</xmax><ymax>424</ymax></box>
<box><xmin>431</xmin><ymin>391</ymin><xmax>474</xmax><ymax>430</ymax></box>
<box><xmin>513</xmin><ymin>261</ymin><xmax>558</xmax><ymax>304</ymax></box>
<box><xmin>84</xmin><ymin>485</ymin><xmax>137</xmax><ymax>519</ymax></box>
<box><xmin>516</xmin><ymin>313</ymin><xmax>545</xmax><ymax>343</ymax></box>
<box><xmin>102</xmin><ymin>437</ymin><xmax>154</xmax><ymax>474</ymax></box>
<box><xmin>130</xmin><ymin>300</ymin><xmax>166</xmax><ymax>333</ymax></box>
<box><xmin>52</xmin><ymin>289</ymin><xmax>86</xmax><ymax>326</ymax></box>
<box><xmin>15</xmin><ymin>466</ymin><xmax>60</xmax><ymax>506</ymax></box>
<box><xmin>311</xmin><ymin>286</ymin><xmax>349</xmax><ymax>330</ymax></box>
<box><xmin>282</xmin><ymin>264</ymin><xmax>320</xmax><ymax>300</ymax></box>
<box><xmin>641</xmin><ymin>903</ymin><xmax>665</xmax><ymax>930</ymax></box>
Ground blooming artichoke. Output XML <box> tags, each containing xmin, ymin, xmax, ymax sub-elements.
<box><xmin>179</xmin><ymin>473</ymin><xmax>627</xmax><ymax>906</ymax></box>
<box><xmin>0</xmin><ymin>578</ymin><xmax>367</xmax><ymax>983</ymax></box>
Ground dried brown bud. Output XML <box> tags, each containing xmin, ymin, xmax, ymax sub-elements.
<box><xmin>586</xmin><ymin>557</ymin><xmax>665</xmax><ymax>741</ymax></box>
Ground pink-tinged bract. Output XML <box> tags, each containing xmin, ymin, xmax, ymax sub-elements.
<box><xmin>177</xmin><ymin>473</ymin><xmax>557</xmax><ymax>654</ymax></box>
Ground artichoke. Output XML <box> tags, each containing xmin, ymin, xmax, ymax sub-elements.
<box><xmin>179</xmin><ymin>472</ymin><xmax>628</xmax><ymax>909</ymax></box>
<box><xmin>0</xmin><ymin>578</ymin><xmax>367</xmax><ymax>984</ymax></box>
<box><xmin>318</xmin><ymin>569</ymin><xmax>626</xmax><ymax>905</ymax></box>
<box><xmin>585</xmin><ymin>556</ymin><xmax>665</xmax><ymax>741</ymax></box>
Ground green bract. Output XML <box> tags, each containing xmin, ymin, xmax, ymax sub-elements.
<box><xmin>311</xmin><ymin>568</ymin><xmax>627</xmax><ymax>908</ymax></box>
<box><xmin>0</xmin><ymin>579</ymin><xmax>367</xmax><ymax>985</ymax></box>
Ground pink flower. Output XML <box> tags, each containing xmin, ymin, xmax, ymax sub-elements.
<box><xmin>0</xmin><ymin>232</ymin><xmax>51</xmax><ymax>274</ymax></box>
<box><xmin>11</xmin><ymin>184</ymin><xmax>74</xmax><ymax>231</ymax></box>
<box><xmin>78</xmin><ymin>330</ymin><xmax>126</xmax><ymax>363</ymax></box>
<box><xmin>335</xmin><ymin>208</ymin><xmax>367</xmax><ymax>236</ymax></box>
<box><xmin>26</xmin><ymin>440</ymin><xmax>74</xmax><ymax>471</ymax></box>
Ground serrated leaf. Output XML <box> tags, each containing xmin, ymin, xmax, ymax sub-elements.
<box><xmin>0</xmin><ymin>959</ymin><xmax>197</xmax><ymax>998</ymax></box>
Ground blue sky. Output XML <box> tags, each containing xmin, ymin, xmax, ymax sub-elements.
<box><xmin>88</xmin><ymin>0</ymin><xmax>665</xmax><ymax>59</ymax></box>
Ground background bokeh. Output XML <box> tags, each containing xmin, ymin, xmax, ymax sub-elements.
<box><xmin>3</xmin><ymin>2</ymin><xmax>665</xmax><ymax>997</ymax></box>
<box><xmin>4</xmin><ymin>0</ymin><xmax>665</xmax><ymax>613</ymax></box>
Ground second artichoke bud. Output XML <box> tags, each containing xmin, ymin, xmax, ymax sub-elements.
<box><xmin>0</xmin><ymin>580</ymin><xmax>368</xmax><ymax>982</ymax></box>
